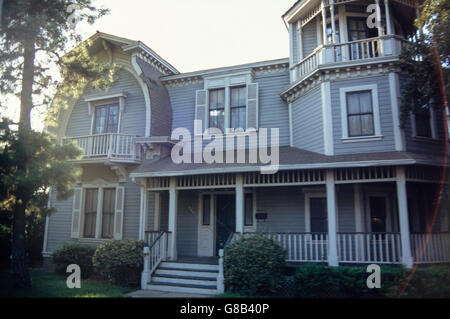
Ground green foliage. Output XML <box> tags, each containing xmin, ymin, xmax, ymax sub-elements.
<box><xmin>291</xmin><ymin>264</ymin><xmax>450</xmax><ymax>298</ymax></box>
<box><xmin>52</xmin><ymin>243</ymin><xmax>96</xmax><ymax>279</ymax></box>
<box><xmin>0</xmin><ymin>269</ymin><xmax>131</xmax><ymax>298</ymax></box>
<box><xmin>92</xmin><ymin>239</ymin><xmax>145</xmax><ymax>286</ymax></box>
<box><xmin>223</xmin><ymin>235</ymin><xmax>286</xmax><ymax>296</ymax></box>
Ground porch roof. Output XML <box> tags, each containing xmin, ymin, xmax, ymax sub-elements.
<box><xmin>129</xmin><ymin>146</ymin><xmax>446</xmax><ymax>178</ymax></box>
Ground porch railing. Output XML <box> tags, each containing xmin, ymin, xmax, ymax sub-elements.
<box><xmin>411</xmin><ymin>233</ymin><xmax>450</xmax><ymax>264</ymax></box>
<box><xmin>337</xmin><ymin>232</ymin><xmax>402</xmax><ymax>264</ymax></box>
<box><xmin>141</xmin><ymin>231</ymin><xmax>170</xmax><ymax>289</ymax></box>
<box><xmin>252</xmin><ymin>232</ymin><xmax>329</xmax><ymax>263</ymax></box>
<box><xmin>291</xmin><ymin>35</ymin><xmax>407</xmax><ymax>82</ymax></box>
<box><xmin>65</xmin><ymin>133</ymin><xmax>140</xmax><ymax>162</ymax></box>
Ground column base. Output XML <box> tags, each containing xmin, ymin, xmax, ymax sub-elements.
<box><xmin>401</xmin><ymin>255</ymin><xmax>414</xmax><ymax>269</ymax></box>
<box><xmin>328</xmin><ymin>255</ymin><xmax>339</xmax><ymax>267</ymax></box>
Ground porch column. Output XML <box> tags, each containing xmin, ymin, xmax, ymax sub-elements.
<box><xmin>235</xmin><ymin>174</ymin><xmax>244</xmax><ymax>234</ymax></box>
<box><xmin>321</xmin><ymin>0</ymin><xmax>327</xmax><ymax>45</ymax></box>
<box><xmin>139</xmin><ymin>181</ymin><xmax>148</xmax><ymax>241</ymax></box>
<box><xmin>330</xmin><ymin>0</ymin><xmax>336</xmax><ymax>43</ymax></box>
<box><xmin>396</xmin><ymin>167</ymin><xmax>414</xmax><ymax>268</ymax></box>
<box><xmin>326</xmin><ymin>170</ymin><xmax>339</xmax><ymax>267</ymax></box>
<box><xmin>375</xmin><ymin>0</ymin><xmax>383</xmax><ymax>36</ymax></box>
<box><xmin>384</xmin><ymin>0</ymin><xmax>393</xmax><ymax>35</ymax></box>
<box><xmin>168</xmin><ymin>177</ymin><xmax>178</xmax><ymax>260</ymax></box>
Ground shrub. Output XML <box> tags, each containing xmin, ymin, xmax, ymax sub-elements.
<box><xmin>224</xmin><ymin>235</ymin><xmax>286</xmax><ymax>296</ymax></box>
<box><xmin>293</xmin><ymin>264</ymin><xmax>407</xmax><ymax>298</ymax></box>
<box><xmin>92</xmin><ymin>239</ymin><xmax>145</xmax><ymax>286</ymax></box>
<box><xmin>52</xmin><ymin>243</ymin><xmax>96</xmax><ymax>278</ymax></box>
<box><xmin>405</xmin><ymin>265</ymin><xmax>450</xmax><ymax>298</ymax></box>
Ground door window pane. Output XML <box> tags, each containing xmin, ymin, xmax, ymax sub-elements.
<box><xmin>202</xmin><ymin>195</ymin><xmax>211</xmax><ymax>226</ymax></box>
<box><xmin>102</xmin><ymin>188</ymin><xmax>115</xmax><ymax>239</ymax></box>
<box><xmin>93</xmin><ymin>103</ymin><xmax>120</xmax><ymax>134</ymax></box>
<box><xmin>370</xmin><ymin>196</ymin><xmax>387</xmax><ymax>232</ymax></box>
<box><xmin>310</xmin><ymin>198</ymin><xmax>327</xmax><ymax>233</ymax></box>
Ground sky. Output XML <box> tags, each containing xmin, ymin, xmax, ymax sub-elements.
<box><xmin>1</xmin><ymin>0</ymin><xmax>295</xmax><ymax>131</ymax></box>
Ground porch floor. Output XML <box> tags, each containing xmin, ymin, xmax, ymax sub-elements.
<box><xmin>176</xmin><ymin>256</ymin><xmax>219</xmax><ymax>265</ymax></box>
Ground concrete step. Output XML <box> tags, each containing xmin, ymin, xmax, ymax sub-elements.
<box><xmin>146</xmin><ymin>281</ymin><xmax>218</xmax><ymax>295</ymax></box>
<box><xmin>160</xmin><ymin>261</ymin><xmax>219</xmax><ymax>271</ymax></box>
<box><xmin>155</xmin><ymin>267</ymin><xmax>218</xmax><ymax>279</ymax></box>
<box><xmin>152</xmin><ymin>274</ymin><xmax>216</xmax><ymax>286</ymax></box>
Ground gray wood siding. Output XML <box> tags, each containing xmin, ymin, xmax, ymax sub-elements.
<box><xmin>256</xmin><ymin>187</ymin><xmax>305</xmax><ymax>232</ymax></box>
<box><xmin>122</xmin><ymin>180</ymin><xmax>140</xmax><ymax>240</ymax></box>
<box><xmin>65</xmin><ymin>69</ymin><xmax>146</xmax><ymax>137</ymax></box>
<box><xmin>398</xmin><ymin>74</ymin><xmax>447</xmax><ymax>156</ymax></box>
<box><xmin>337</xmin><ymin>185</ymin><xmax>355</xmax><ymax>232</ymax></box>
<box><xmin>302</xmin><ymin>18</ymin><xmax>318</xmax><ymax>58</ymax></box>
<box><xmin>46</xmin><ymin>190</ymin><xmax>74</xmax><ymax>252</ymax></box>
<box><xmin>292</xmin><ymin>86</ymin><xmax>324</xmax><ymax>153</ymax></box>
<box><xmin>256</xmin><ymin>71</ymin><xmax>291</xmax><ymax>147</ymax></box>
<box><xmin>146</xmin><ymin>191</ymin><xmax>156</xmax><ymax>231</ymax></box>
<box><xmin>169</xmin><ymin>82</ymin><xmax>204</xmax><ymax>134</ymax></box>
<box><xmin>176</xmin><ymin>191</ymin><xmax>198</xmax><ymax>256</ymax></box>
<box><xmin>331</xmin><ymin>76</ymin><xmax>397</xmax><ymax>155</ymax></box>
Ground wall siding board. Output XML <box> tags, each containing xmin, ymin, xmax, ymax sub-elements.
<box><xmin>292</xmin><ymin>86</ymin><xmax>324</xmax><ymax>153</ymax></box>
<box><xmin>302</xmin><ymin>18</ymin><xmax>318</xmax><ymax>58</ymax></box>
<box><xmin>330</xmin><ymin>76</ymin><xmax>396</xmax><ymax>155</ymax></box>
<box><xmin>65</xmin><ymin>69</ymin><xmax>146</xmax><ymax>137</ymax></box>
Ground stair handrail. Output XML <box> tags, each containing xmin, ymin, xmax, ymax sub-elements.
<box><xmin>141</xmin><ymin>231</ymin><xmax>170</xmax><ymax>290</ymax></box>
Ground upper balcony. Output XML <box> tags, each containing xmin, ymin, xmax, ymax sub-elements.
<box><xmin>291</xmin><ymin>34</ymin><xmax>406</xmax><ymax>82</ymax></box>
<box><xmin>284</xmin><ymin>0</ymin><xmax>419</xmax><ymax>85</ymax></box>
<box><xmin>65</xmin><ymin>133</ymin><xmax>141</xmax><ymax>164</ymax></box>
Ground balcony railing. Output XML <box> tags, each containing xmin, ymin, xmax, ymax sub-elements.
<box><xmin>65</xmin><ymin>133</ymin><xmax>141</xmax><ymax>162</ymax></box>
<box><xmin>291</xmin><ymin>35</ymin><xmax>408</xmax><ymax>82</ymax></box>
<box><xmin>247</xmin><ymin>232</ymin><xmax>450</xmax><ymax>264</ymax></box>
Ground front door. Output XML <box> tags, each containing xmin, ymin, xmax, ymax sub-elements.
<box><xmin>216</xmin><ymin>194</ymin><xmax>236</xmax><ymax>252</ymax></box>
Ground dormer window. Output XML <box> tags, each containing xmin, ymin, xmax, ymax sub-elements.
<box><xmin>84</xmin><ymin>91</ymin><xmax>127</xmax><ymax>135</ymax></box>
<box><xmin>93</xmin><ymin>103</ymin><xmax>119</xmax><ymax>134</ymax></box>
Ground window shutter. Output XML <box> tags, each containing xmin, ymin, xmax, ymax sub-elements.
<box><xmin>246</xmin><ymin>83</ymin><xmax>259</xmax><ymax>129</ymax></box>
<box><xmin>114</xmin><ymin>186</ymin><xmax>125</xmax><ymax>240</ymax></box>
<box><xmin>195</xmin><ymin>90</ymin><xmax>207</xmax><ymax>128</ymax></box>
<box><xmin>71</xmin><ymin>187</ymin><xmax>83</xmax><ymax>239</ymax></box>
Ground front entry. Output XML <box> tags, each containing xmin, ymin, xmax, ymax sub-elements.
<box><xmin>215</xmin><ymin>194</ymin><xmax>236</xmax><ymax>253</ymax></box>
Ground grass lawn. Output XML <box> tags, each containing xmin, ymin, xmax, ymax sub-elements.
<box><xmin>0</xmin><ymin>269</ymin><xmax>133</xmax><ymax>298</ymax></box>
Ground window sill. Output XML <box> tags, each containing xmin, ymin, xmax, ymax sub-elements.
<box><xmin>412</xmin><ymin>136</ymin><xmax>441</xmax><ymax>144</ymax></box>
<box><xmin>341</xmin><ymin>135</ymin><xmax>384</xmax><ymax>143</ymax></box>
<box><xmin>77</xmin><ymin>238</ymin><xmax>111</xmax><ymax>244</ymax></box>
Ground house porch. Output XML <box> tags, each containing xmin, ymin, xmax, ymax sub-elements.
<box><xmin>139</xmin><ymin>165</ymin><xmax>449</xmax><ymax>268</ymax></box>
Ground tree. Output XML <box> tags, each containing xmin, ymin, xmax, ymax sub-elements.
<box><xmin>0</xmin><ymin>0</ymin><xmax>116</xmax><ymax>288</ymax></box>
<box><xmin>398</xmin><ymin>0</ymin><xmax>449</xmax><ymax>127</ymax></box>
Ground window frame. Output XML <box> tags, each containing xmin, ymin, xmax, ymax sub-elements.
<box><xmin>85</xmin><ymin>92</ymin><xmax>127</xmax><ymax>136</ymax></box>
<box><xmin>411</xmin><ymin>107</ymin><xmax>438</xmax><ymax>141</ymax></box>
<box><xmin>203</xmin><ymin>72</ymin><xmax>252</xmax><ymax>133</ymax></box>
<box><xmin>80</xmin><ymin>185</ymin><xmax>117</xmax><ymax>240</ymax></box>
<box><xmin>339</xmin><ymin>84</ymin><xmax>382</xmax><ymax>142</ymax></box>
<box><xmin>92</xmin><ymin>102</ymin><xmax>120</xmax><ymax>135</ymax></box>
<box><xmin>346</xmin><ymin>90</ymin><xmax>375</xmax><ymax>137</ymax></box>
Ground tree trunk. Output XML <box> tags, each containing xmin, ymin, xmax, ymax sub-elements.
<box><xmin>11</xmin><ymin>40</ymin><xmax>36</xmax><ymax>288</ymax></box>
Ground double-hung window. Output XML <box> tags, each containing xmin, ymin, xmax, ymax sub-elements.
<box><xmin>346</xmin><ymin>90</ymin><xmax>375</xmax><ymax>137</ymax></box>
<box><xmin>230</xmin><ymin>86</ymin><xmax>247</xmax><ymax>130</ymax></box>
<box><xmin>414</xmin><ymin>107</ymin><xmax>433</xmax><ymax>138</ymax></box>
<box><xmin>93</xmin><ymin>103</ymin><xmax>119</xmax><ymax>134</ymax></box>
<box><xmin>82</xmin><ymin>187</ymin><xmax>116</xmax><ymax>239</ymax></box>
<box><xmin>209</xmin><ymin>89</ymin><xmax>225</xmax><ymax>132</ymax></box>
